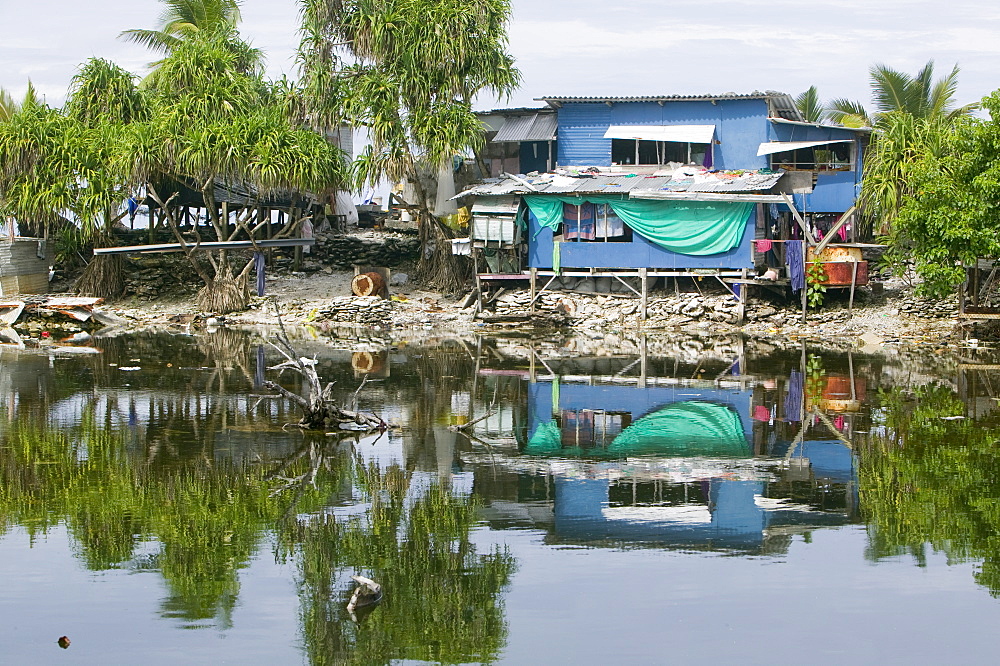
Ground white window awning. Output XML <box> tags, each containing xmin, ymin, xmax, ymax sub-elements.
<box><xmin>757</xmin><ymin>139</ymin><xmax>852</xmax><ymax>156</ymax></box>
<box><xmin>604</xmin><ymin>124</ymin><xmax>715</xmax><ymax>143</ymax></box>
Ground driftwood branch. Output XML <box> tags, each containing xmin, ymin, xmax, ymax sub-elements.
<box><xmin>449</xmin><ymin>404</ymin><xmax>497</xmax><ymax>432</ymax></box>
<box><xmin>263</xmin><ymin>304</ymin><xmax>388</xmax><ymax>432</ymax></box>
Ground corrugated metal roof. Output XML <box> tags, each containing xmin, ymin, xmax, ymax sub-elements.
<box><xmin>456</xmin><ymin>169</ymin><xmax>784</xmax><ymax>200</ymax></box>
<box><xmin>493</xmin><ymin>113</ymin><xmax>558</xmax><ymax>142</ymax></box>
<box><xmin>471</xmin><ymin>195</ymin><xmax>520</xmax><ymax>214</ymax></box>
<box><xmin>538</xmin><ymin>91</ymin><xmax>804</xmax><ymax>122</ymax></box>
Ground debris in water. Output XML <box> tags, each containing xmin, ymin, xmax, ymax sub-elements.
<box><xmin>347</xmin><ymin>574</ymin><xmax>383</xmax><ymax>617</ymax></box>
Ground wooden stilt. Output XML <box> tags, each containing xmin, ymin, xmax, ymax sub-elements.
<box><xmin>848</xmin><ymin>260</ymin><xmax>859</xmax><ymax>318</ymax></box>
<box><xmin>800</xmin><ymin>240</ymin><xmax>808</xmax><ymax>324</ymax></box>
<box><xmin>530</xmin><ymin>267</ymin><xmax>537</xmax><ymax>314</ymax></box>
<box><xmin>639</xmin><ymin>267</ymin><xmax>648</xmax><ymax>320</ymax></box>
<box><xmin>737</xmin><ymin>267</ymin><xmax>748</xmax><ymax>324</ymax></box>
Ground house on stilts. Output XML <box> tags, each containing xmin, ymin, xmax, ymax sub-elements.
<box><xmin>459</xmin><ymin>91</ymin><xmax>872</xmax><ymax>318</ymax></box>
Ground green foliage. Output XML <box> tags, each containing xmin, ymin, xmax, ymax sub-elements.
<box><xmin>66</xmin><ymin>58</ymin><xmax>147</xmax><ymax>127</ymax></box>
<box><xmin>119</xmin><ymin>0</ymin><xmax>245</xmax><ymax>57</ymax></box>
<box><xmin>829</xmin><ymin>60</ymin><xmax>977</xmax><ymax>129</ymax></box>
<box><xmin>859</xmin><ymin>384</ymin><xmax>1000</xmax><ymax>596</ymax></box>
<box><xmin>298</xmin><ymin>0</ymin><xmax>520</xmax><ymax>193</ymax></box>
<box><xmin>0</xmin><ymin>409</ymin><xmax>513</xmax><ymax>655</ymax></box>
<box><xmin>0</xmin><ymin>92</ymin><xmax>116</xmax><ymax>237</ymax></box>
<box><xmin>860</xmin><ymin>111</ymin><xmax>956</xmax><ymax>237</ymax></box>
<box><xmin>805</xmin><ymin>258</ymin><xmax>827</xmax><ymax>307</ymax></box>
<box><xmin>883</xmin><ymin>91</ymin><xmax>1000</xmax><ymax>297</ymax></box>
<box><xmin>291</xmin><ymin>461</ymin><xmax>515</xmax><ymax>665</ymax></box>
<box><xmin>794</xmin><ymin>86</ymin><xmax>827</xmax><ymax>124</ymax></box>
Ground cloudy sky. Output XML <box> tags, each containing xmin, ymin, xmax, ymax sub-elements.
<box><xmin>2</xmin><ymin>0</ymin><xmax>998</xmax><ymax>113</ymax></box>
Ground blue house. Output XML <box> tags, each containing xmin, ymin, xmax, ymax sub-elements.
<box><xmin>464</xmin><ymin>91</ymin><xmax>870</xmax><ymax>301</ymax></box>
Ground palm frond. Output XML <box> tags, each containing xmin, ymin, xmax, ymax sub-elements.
<box><xmin>794</xmin><ymin>86</ymin><xmax>826</xmax><ymax>123</ymax></box>
<box><xmin>827</xmin><ymin>98</ymin><xmax>872</xmax><ymax>128</ymax></box>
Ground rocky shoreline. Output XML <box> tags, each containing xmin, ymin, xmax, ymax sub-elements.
<box><xmin>7</xmin><ymin>233</ymin><xmax>978</xmax><ymax>356</ymax></box>
<box><xmin>41</xmin><ymin>271</ymin><xmax>963</xmax><ymax>353</ymax></box>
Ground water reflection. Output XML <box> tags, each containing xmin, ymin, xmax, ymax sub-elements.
<box><xmin>5</xmin><ymin>329</ymin><xmax>1000</xmax><ymax>662</ymax></box>
<box><xmin>465</xmin><ymin>342</ymin><xmax>860</xmax><ymax>555</ymax></box>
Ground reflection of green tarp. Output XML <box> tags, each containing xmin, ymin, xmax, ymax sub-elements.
<box><xmin>527</xmin><ymin>421</ymin><xmax>563</xmax><ymax>454</ymax></box>
<box><xmin>610</xmin><ymin>401</ymin><xmax>750</xmax><ymax>457</ymax></box>
<box><xmin>523</xmin><ymin>194</ymin><xmax>753</xmax><ymax>256</ymax></box>
<box><xmin>524</xmin><ymin>401</ymin><xmax>750</xmax><ymax>458</ymax></box>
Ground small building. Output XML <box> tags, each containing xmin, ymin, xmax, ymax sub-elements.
<box><xmin>476</xmin><ymin>107</ymin><xmax>558</xmax><ymax>176</ymax></box>
<box><xmin>465</xmin><ymin>92</ymin><xmax>871</xmax><ymax>311</ymax></box>
<box><xmin>0</xmin><ymin>237</ymin><xmax>53</xmax><ymax>296</ymax></box>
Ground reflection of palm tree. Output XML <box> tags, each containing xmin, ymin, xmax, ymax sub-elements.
<box><xmin>828</xmin><ymin>60</ymin><xmax>977</xmax><ymax>128</ymax></box>
<box><xmin>294</xmin><ymin>463</ymin><xmax>514</xmax><ymax>665</ymax></box>
<box><xmin>119</xmin><ymin>0</ymin><xmax>244</xmax><ymax>55</ymax></box>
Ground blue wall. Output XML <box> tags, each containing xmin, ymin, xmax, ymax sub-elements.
<box><xmin>526</xmin><ymin>207</ymin><xmax>756</xmax><ymax>270</ymax></box>
<box><xmin>769</xmin><ymin>123</ymin><xmax>865</xmax><ymax>213</ymax></box>
<box><xmin>552</xmin><ymin>101</ymin><xmax>865</xmax><ymax>212</ymax></box>
<box><xmin>556</xmin><ymin>99</ymin><xmax>772</xmax><ymax>170</ymax></box>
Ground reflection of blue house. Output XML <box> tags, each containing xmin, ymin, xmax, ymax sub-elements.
<box><xmin>467</xmin><ymin>92</ymin><xmax>869</xmax><ymax>281</ymax></box>
<box><xmin>775</xmin><ymin>438</ymin><xmax>858</xmax><ymax>484</ymax></box>
<box><xmin>519</xmin><ymin>378</ymin><xmax>857</xmax><ymax>551</ymax></box>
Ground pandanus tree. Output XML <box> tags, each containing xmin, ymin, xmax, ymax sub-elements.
<box><xmin>117</xmin><ymin>29</ymin><xmax>347</xmax><ymax>313</ymax></box>
<box><xmin>297</xmin><ymin>0</ymin><xmax>521</xmax><ymax>291</ymax></box>
<box><xmin>63</xmin><ymin>58</ymin><xmax>148</xmax><ymax>297</ymax></box>
<box><xmin>0</xmin><ymin>84</ymin><xmax>115</xmax><ymax>246</ymax></box>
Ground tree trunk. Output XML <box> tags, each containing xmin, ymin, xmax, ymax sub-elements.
<box><xmin>196</xmin><ymin>267</ymin><xmax>250</xmax><ymax>314</ymax></box>
<box><xmin>415</xmin><ymin>210</ymin><xmax>470</xmax><ymax>293</ymax></box>
<box><xmin>76</xmin><ymin>253</ymin><xmax>126</xmax><ymax>299</ymax></box>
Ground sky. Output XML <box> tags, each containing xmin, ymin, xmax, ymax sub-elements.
<box><xmin>2</xmin><ymin>0</ymin><xmax>999</xmax><ymax>115</ymax></box>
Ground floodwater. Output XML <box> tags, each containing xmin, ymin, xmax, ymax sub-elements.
<box><xmin>2</xmin><ymin>329</ymin><xmax>1000</xmax><ymax>664</ymax></box>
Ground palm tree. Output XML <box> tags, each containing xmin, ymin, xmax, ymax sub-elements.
<box><xmin>0</xmin><ymin>88</ymin><xmax>17</xmax><ymax>122</ymax></box>
<box><xmin>844</xmin><ymin>60</ymin><xmax>977</xmax><ymax>236</ymax></box>
<box><xmin>119</xmin><ymin>0</ymin><xmax>243</xmax><ymax>55</ymax></box>
<box><xmin>828</xmin><ymin>60</ymin><xmax>978</xmax><ymax>128</ymax></box>
<box><xmin>794</xmin><ymin>86</ymin><xmax>827</xmax><ymax>124</ymax></box>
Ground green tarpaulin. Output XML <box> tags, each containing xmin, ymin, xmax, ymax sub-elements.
<box><xmin>524</xmin><ymin>401</ymin><xmax>750</xmax><ymax>458</ymax></box>
<box><xmin>523</xmin><ymin>194</ymin><xmax>753</xmax><ymax>256</ymax></box>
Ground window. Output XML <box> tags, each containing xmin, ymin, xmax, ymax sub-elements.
<box><xmin>612</xmin><ymin>139</ymin><xmax>711</xmax><ymax>166</ymax></box>
<box><xmin>770</xmin><ymin>142</ymin><xmax>853</xmax><ymax>171</ymax></box>
<box><xmin>560</xmin><ymin>202</ymin><xmax>631</xmax><ymax>242</ymax></box>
